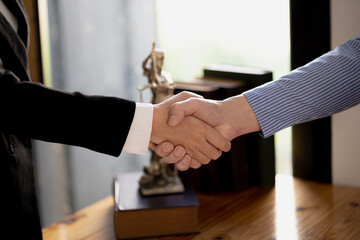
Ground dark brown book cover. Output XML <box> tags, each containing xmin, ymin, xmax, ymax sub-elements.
<box><xmin>113</xmin><ymin>172</ymin><xmax>199</xmax><ymax>239</ymax></box>
<box><xmin>192</xmin><ymin>77</ymin><xmax>246</xmax><ymax>100</ymax></box>
<box><xmin>204</xmin><ymin>63</ymin><xmax>273</xmax><ymax>88</ymax></box>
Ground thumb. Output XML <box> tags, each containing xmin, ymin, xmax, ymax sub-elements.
<box><xmin>168</xmin><ymin>98</ymin><xmax>202</xmax><ymax>126</ymax></box>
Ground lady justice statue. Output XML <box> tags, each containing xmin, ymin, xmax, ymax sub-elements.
<box><xmin>138</xmin><ymin>42</ymin><xmax>184</xmax><ymax>196</ymax></box>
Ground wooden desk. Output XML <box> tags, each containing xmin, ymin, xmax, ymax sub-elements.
<box><xmin>43</xmin><ymin>175</ymin><xmax>360</xmax><ymax>240</ymax></box>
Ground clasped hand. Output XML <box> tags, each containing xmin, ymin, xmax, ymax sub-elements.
<box><xmin>149</xmin><ymin>91</ymin><xmax>232</xmax><ymax>171</ymax></box>
<box><xmin>150</xmin><ymin>91</ymin><xmax>261</xmax><ymax>171</ymax></box>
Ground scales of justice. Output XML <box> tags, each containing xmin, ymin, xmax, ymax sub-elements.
<box><xmin>137</xmin><ymin>42</ymin><xmax>185</xmax><ymax>196</ymax></box>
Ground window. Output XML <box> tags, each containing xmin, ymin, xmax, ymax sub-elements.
<box><xmin>157</xmin><ymin>0</ymin><xmax>292</xmax><ymax>175</ymax></box>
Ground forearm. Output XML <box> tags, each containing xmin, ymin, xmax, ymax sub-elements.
<box><xmin>243</xmin><ymin>35</ymin><xmax>360</xmax><ymax>138</ymax></box>
<box><xmin>0</xmin><ymin>74</ymin><xmax>135</xmax><ymax>156</ymax></box>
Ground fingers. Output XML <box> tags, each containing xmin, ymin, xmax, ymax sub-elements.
<box><xmin>153</xmin><ymin>141</ymin><xmax>175</xmax><ymax>157</ymax></box>
<box><xmin>154</xmin><ymin>140</ymin><xmax>223</xmax><ymax>171</ymax></box>
<box><xmin>189</xmin><ymin>159</ymin><xmax>202</xmax><ymax>169</ymax></box>
<box><xmin>175</xmin><ymin>155</ymin><xmax>191</xmax><ymax>171</ymax></box>
<box><xmin>155</xmin><ymin>141</ymin><xmax>217</xmax><ymax>171</ymax></box>
<box><xmin>154</xmin><ymin>143</ymin><xmax>200</xmax><ymax>171</ymax></box>
<box><xmin>153</xmin><ymin>93</ymin><xmax>231</xmax><ymax>171</ymax></box>
<box><xmin>198</xmin><ymin>141</ymin><xmax>223</xmax><ymax>161</ymax></box>
<box><xmin>168</xmin><ymin>98</ymin><xmax>203</xmax><ymax>127</ymax></box>
<box><xmin>168</xmin><ymin>116</ymin><xmax>226</xmax><ymax>165</ymax></box>
<box><xmin>193</xmin><ymin>150</ymin><xmax>212</xmax><ymax>166</ymax></box>
<box><xmin>175</xmin><ymin>91</ymin><xmax>204</xmax><ymax>101</ymax></box>
<box><xmin>176</xmin><ymin>156</ymin><xmax>202</xmax><ymax>171</ymax></box>
<box><xmin>152</xmin><ymin>92</ymin><xmax>205</xmax><ymax>145</ymax></box>
<box><xmin>205</xmin><ymin>126</ymin><xmax>232</xmax><ymax>153</ymax></box>
<box><xmin>161</xmin><ymin>145</ymin><xmax>186</xmax><ymax>164</ymax></box>
<box><xmin>162</xmin><ymin>91</ymin><xmax>204</xmax><ymax>109</ymax></box>
<box><xmin>158</xmin><ymin>145</ymin><xmax>203</xmax><ymax>171</ymax></box>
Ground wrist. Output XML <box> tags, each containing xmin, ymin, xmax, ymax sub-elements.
<box><xmin>151</xmin><ymin>104</ymin><xmax>168</xmax><ymax>144</ymax></box>
<box><xmin>222</xmin><ymin>94</ymin><xmax>261</xmax><ymax>138</ymax></box>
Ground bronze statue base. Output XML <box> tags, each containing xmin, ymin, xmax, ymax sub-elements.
<box><xmin>139</xmin><ymin>175</ymin><xmax>185</xmax><ymax>196</ymax></box>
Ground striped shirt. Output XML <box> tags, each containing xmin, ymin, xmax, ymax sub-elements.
<box><xmin>243</xmin><ymin>34</ymin><xmax>360</xmax><ymax>138</ymax></box>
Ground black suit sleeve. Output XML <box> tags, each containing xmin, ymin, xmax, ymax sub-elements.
<box><xmin>0</xmin><ymin>64</ymin><xmax>136</xmax><ymax>157</ymax></box>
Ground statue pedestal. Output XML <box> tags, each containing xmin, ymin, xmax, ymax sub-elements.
<box><xmin>139</xmin><ymin>174</ymin><xmax>185</xmax><ymax>196</ymax></box>
<box><xmin>113</xmin><ymin>172</ymin><xmax>199</xmax><ymax>239</ymax></box>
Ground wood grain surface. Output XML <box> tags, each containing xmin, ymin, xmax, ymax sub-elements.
<box><xmin>42</xmin><ymin>175</ymin><xmax>360</xmax><ymax>240</ymax></box>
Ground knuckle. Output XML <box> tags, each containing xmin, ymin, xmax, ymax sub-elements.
<box><xmin>180</xmin><ymin>91</ymin><xmax>192</xmax><ymax>99</ymax></box>
<box><xmin>202</xmin><ymin>157</ymin><xmax>211</xmax><ymax>165</ymax></box>
<box><xmin>190</xmin><ymin>160</ymin><xmax>201</xmax><ymax>169</ymax></box>
<box><xmin>171</xmin><ymin>102</ymin><xmax>180</xmax><ymax>111</ymax></box>
<box><xmin>226</xmin><ymin>141</ymin><xmax>232</xmax><ymax>152</ymax></box>
<box><xmin>162</xmin><ymin>156</ymin><xmax>174</xmax><ymax>164</ymax></box>
<box><xmin>214</xmin><ymin>150</ymin><xmax>222</xmax><ymax>160</ymax></box>
<box><xmin>154</xmin><ymin>149</ymin><xmax>165</xmax><ymax>157</ymax></box>
<box><xmin>177</xmin><ymin>163</ymin><xmax>189</xmax><ymax>171</ymax></box>
<box><xmin>156</xmin><ymin>151</ymin><xmax>166</xmax><ymax>157</ymax></box>
<box><xmin>222</xmin><ymin>139</ymin><xmax>231</xmax><ymax>152</ymax></box>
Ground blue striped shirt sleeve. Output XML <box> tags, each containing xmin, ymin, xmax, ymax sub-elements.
<box><xmin>243</xmin><ymin>34</ymin><xmax>360</xmax><ymax>138</ymax></box>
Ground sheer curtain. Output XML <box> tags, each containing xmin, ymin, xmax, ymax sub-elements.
<box><xmin>35</xmin><ymin>0</ymin><xmax>157</xmax><ymax>227</ymax></box>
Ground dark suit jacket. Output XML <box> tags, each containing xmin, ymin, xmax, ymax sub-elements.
<box><xmin>0</xmin><ymin>1</ymin><xmax>136</xmax><ymax>238</ymax></box>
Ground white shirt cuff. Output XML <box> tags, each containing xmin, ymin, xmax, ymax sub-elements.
<box><xmin>122</xmin><ymin>103</ymin><xmax>153</xmax><ymax>155</ymax></box>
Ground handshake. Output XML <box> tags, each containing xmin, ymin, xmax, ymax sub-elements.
<box><xmin>148</xmin><ymin>91</ymin><xmax>261</xmax><ymax>171</ymax></box>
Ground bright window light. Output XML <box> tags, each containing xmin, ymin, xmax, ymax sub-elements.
<box><xmin>156</xmin><ymin>0</ymin><xmax>292</xmax><ymax>175</ymax></box>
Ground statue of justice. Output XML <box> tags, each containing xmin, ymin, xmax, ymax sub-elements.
<box><xmin>137</xmin><ymin>42</ymin><xmax>185</xmax><ymax>196</ymax></box>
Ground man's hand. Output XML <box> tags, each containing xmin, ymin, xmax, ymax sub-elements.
<box><xmin>151</xmin><ymin>143</ymin><xmax>198</xmax><ymax>171</ymax></box>
<box><xmin>161</xmin><ymin>94</ymin><xmax>261</xmax><ymax>170</ymax></box>
<box><xmin>149</xmin><ymin>91</ymin><xmax>205</xmax><ymax>171</ymax></box>
<box><xmin>169</xmin><ymin>98</ymin><xmax>237</xmax><ymax>140</ymax></box>
<box><xmin>151</xmin><ymin>94</ymin><xmax>231</xmax><ymax>165</ymax></box>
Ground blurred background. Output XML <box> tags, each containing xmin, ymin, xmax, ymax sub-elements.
<box><xmin>33</xmin><ymin>0</ymin><xmax>292</xmax><ymax>227</ymax></box>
